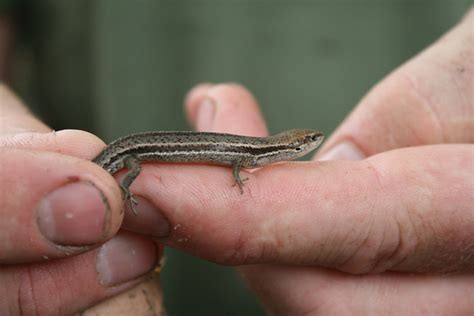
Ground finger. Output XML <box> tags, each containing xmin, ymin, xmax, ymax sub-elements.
<box><xmin>184</xmin><ymin>83</ymin><xmax>269</xmax><ymax>136</ymax></box>
<box><xmin>0</xmin><ymin>231</ymin><xmax>161</xmax><ymax>315</ymax></box>
<box><xmin>0</xmin><ymin>145</ymin><xmax>124</xmax><ymax>263</ymax></box>
<box><xmin>240</xmin><ymin>265</ymin><xmax>474</xmax><ymax>315</ymax></box>
<box><xmin>0</xmin><ymin>129</ymin><xmax>105</xmax><ymax>160</ymax></box>
<box><xmin>0</xmin><ymin>87</ymin><xmax>125</xmax><ymax>263</ymax></box>
<box><xmin>184</xmin><ymin>83</ymin><xmax>214</xmax><ymax>129</ymax></box>
<box><xmin>317</xmin><ymin>9</ymin><xmax>473</xmax><ymax>160</ymax></box>
<box><xmin>136</xmin><ymin>144</ymin><xmax>473</xmax><ymax>273</ymax></box>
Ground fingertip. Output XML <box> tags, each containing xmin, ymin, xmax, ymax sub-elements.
<box><xmin>36</xmin><ymin>180</ymin><xmax>112</xmax><ymax>247</ymax></box>
<box><xmin>184</xmin><ymin>83</ymin><xmax>215</xmax><ymax>128</ymax></box>
<box><xmin>207</xmin><ymin>83</ymin><xmax>268</xmax><ymax>135</ymax></box>
<box><xmin>0</xmin><ymin>129</ymin><xmax>106</xmax><ymax>160</ymax></box>
<box><xmin>186</xmin><ymin>82</ymin><xmax>268</xmax><ymax>136</ymax></box>
<box><xmin>0</xmin><ymin>148</ymin><xmax>124</xmax><ymax>263</ymax></box>
<box><xmin>96</xmin><ymin>232</ymin><xmax>159</xmax><ymax>287</ymax></box>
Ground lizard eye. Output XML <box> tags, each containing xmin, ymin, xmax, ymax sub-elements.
<box><xmin>311</xmin><ymin>135</ymin><xmax>320</xmax><ymax>141</ymax></box>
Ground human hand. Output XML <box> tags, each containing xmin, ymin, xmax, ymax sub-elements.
<box><xmin>0</xmin><ymin>86</ymin><xmax>161</xmax><ymax>315</ymax></box>
<box><xmin>130</xmin><ymin>10</ymin><xmax>473</xmax><ymax>314</ymax></box>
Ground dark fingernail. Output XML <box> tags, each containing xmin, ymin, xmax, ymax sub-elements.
<box><xmin>122</xmin><ymin>196</ymin><xmax>170</xmax><ymax>238</ymax></box>
<box><xmin>37</xmin><ymin>181</ymin><xmax>109</xmax><ymax>246</ymax></box>
<box><xmin>96</xmin><ymin>232</ymin><xmax>158</xmax><ymax>287</ymax></box>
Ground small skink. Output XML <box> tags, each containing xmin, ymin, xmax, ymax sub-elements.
<box><xmin>93</xmin><ymin>129</ymin><xmax>324</xmax><ymax>213</ymax></box>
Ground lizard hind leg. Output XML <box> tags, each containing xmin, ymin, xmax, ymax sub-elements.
<box><xmin>119</xmin><ymin>185</ymin><xmax>139</xmax><ymax>215</ymax></box>
<box><xmin>232</xmin><ymin>162</ymin><xmax>249</xmax><ymax>194</ymax></box>
<box><xmin>120</xmin><ymin>155</ymin><xmax>141</xmax><ymax>215</ymax></box>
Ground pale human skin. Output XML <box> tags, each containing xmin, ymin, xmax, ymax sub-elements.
<box><xmin>0</xmin><ymin>9</ymin><xmax>473</xmax><ymax>315</ymax></box>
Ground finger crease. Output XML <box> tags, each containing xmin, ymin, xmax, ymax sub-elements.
<box><xmin>400</xmin><ymin>70</ymin><xmax>445</xmax><ymax>143</ymax></box>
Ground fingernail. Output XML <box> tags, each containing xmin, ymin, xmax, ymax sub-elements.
<box><xmin>196</xmin><ymin>97</ymin><xmax>216</xmax><ymax>130</ymax></box>
<box><xmin>37</xmin><ymin>181</ymin><xmax>109</xmax><ymax>246</ymax></box>
<box><xmin>185</xmin><ymin>83</ymin><xmax>214</xmax><ymax>103</ymax></box>
<box><xmin>96</xmin><ymin>232</ymin><xmax>157</xmax><ymax>287</ymax></box>
<box><xmin>121</xmin><ymin>196</ymin><xmax>170</xmax><ymax>238</ymax></box>
<box><xmin>318</xmin><ymin>142</ymin><xmax>366</xmax><ymax>161</ymax></box>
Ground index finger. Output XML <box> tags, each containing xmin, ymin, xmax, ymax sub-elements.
<box><xmin>144</xmin><ymin>144</ymin><xmax>473</xmax><ymax>274</ymax></box>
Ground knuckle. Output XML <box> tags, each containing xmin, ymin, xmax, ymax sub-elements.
<box><xmin>4</xmin><ymin>266</ymin><xmax>44</xmax><ymax>316</ymax></box>
<box><xmin>216</xmin><ymin>230</ymin><xmax>266</xmax><ymax>266</ymax></box>
<box><xmin>335</xmin><ymin>212</ymin><xmax>416</xmax><ymax>274</ymax></box>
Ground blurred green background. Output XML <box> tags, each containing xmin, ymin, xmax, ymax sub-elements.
<box><xmin>2</xmin><ymin>1</ymin><xmax>471</xmax><ymax>315</ymax></box>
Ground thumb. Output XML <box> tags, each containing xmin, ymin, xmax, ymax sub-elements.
<box><xmin>0</xmin><ymin>85</ymin><xmax>124</xmax><ymax>263</ymax></box>
<box><xmin>317</xmin><ymin>10</ymin><xmax>473</xmax><ymax>161</ymax></box>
